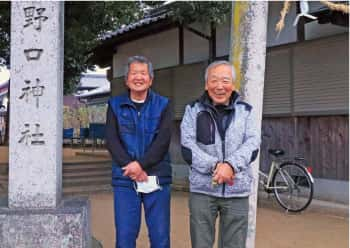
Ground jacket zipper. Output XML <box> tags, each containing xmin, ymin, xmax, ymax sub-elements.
<box><xmin>137</xmin><ymin>110</ymin><xmax>143</xmax><ymax>157</ymax></box>
<box><xmin>209</xmin><ymin>120</ymin><xmax>214</xmax><ymax>144</ymax></box>
<box><xmin>130</xmin><ymin>105</ymin><xmax>140</xmax><ymax>159</ymax></box>
<box><xmin>122</xmin><ymin>94</ymin><xmax>149</xmax><ymax>160</ymax></box>
<box><xmin>222</xmin><ymin>112</ymin><xmax>235</xmax><ymax>197</ymax></box>
<box><xmin>222</xmin><ymin>136</ymin><xmax>226</xmax><ymax>197</ymax></box>
<box><xmin>204</xmin><ymin>108</ymin><xmax>225</xmax><ymax>197</ymax></box>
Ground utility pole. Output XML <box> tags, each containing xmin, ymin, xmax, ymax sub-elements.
<box><xmin>229</xmin><ymin>2</ymin><xmax>268</xmax><ymax>247</ymax></box>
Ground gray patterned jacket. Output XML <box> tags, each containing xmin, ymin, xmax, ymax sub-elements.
<box><xmin>180</xmin><ymin>92</ymin><xmax>261</xmax><ymax>198</ymax></box>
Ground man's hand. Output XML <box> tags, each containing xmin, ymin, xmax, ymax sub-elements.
<box><xmin>213</xmin><ymin>162</ymin><xmax>235</xmax><ymax>185</ymax></box>
<box><xmin>122</xmin><ymin>161</ymin><xmax>148</xmax><ymax>182</ymax></box>
<box><xmin>135</xmin><ymin>171</ymin><xmax>148</xmax><ymax>182</ymax></box>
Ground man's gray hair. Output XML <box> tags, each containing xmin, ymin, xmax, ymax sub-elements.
<box><xmin>125</xmin><ymin>55</ymin><xmax>154</xmax><ymax>79</ymax></box>
<box><xmin>204</xmin><ymin>60</ymin><xmax>236</xmax><ymax>82</ymax></box>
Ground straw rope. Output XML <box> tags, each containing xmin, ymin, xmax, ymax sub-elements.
<box><xmin>275</xmin><ymin>1</ymin><xmax>291</xmax><ymax>33</ymax></box>
<box><xmin>320</xmin><ymin>0</ymin><xmax>349</xmax><ymax>14</ymax></box>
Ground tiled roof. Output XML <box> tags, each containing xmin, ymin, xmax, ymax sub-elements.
<box><xmin>102</xmin><ymin>12</ymin><xmax>171</xmax><ymax>40</ymax></box>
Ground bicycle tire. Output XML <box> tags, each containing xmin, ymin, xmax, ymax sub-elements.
<box><xmin>272</xmin><ymin>162</ymin><xmax>313</xmax><ymax>212</ymax></box>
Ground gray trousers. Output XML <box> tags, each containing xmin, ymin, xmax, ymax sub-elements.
<box><xmin>189</xmin><ymin>192</ymin><xmax>249</xmax><ymax>248</ymax></box>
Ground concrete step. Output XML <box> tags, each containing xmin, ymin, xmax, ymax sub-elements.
<box><xmin>64</xmin><ymin>159</ymin><xmax>111</xmax><ymax>164</ymax></box>
<box><xmin>75</xmin><ymin>151</ymin><xmax>110</xmax><ymax>158</ymax></box>
<box><xmin>63</xmin><ymin>176</ymin><xmax>111</xmax><ymax>187</ymax></box>
<box><xmin>62</xmin><ymin>166</ymin><xmax>112</xmax><ymax>174</ymax></box>
<box><xmin>63</xmin><ymin>161</ymin><xmax>111</xmax><ymax>169</ymax></box>
<box><xmin>0</xmin><ymin>161</ymin><xmax>111</xmax><ymax>170</ymax></box>
<box><xmin>0</xmin><ymin>164</ymin><xmax>111</xmax><ymax>176</ymax></box>
<box><xmin>64</xmin><ymin>170</ymin><xmax>111</xmax><ymax>178</ymax></box>
<box><xmin>63</xmin><ymin>184</ymin><xmax>112</xmax><ymax>196</ymax></box>
<box><xmin>172</xmin><ymin>179</ymin><xmax>189</xmax><ymax>192</ymax></box>
<box><xmin>0</xmin><ymin>161</ymin><xmax>112</xmax><ymax>196</ymax></box>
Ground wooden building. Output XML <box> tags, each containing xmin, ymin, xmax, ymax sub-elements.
<box><xmin>91</xmin><ymin>2</ymin><xmax>349</xmax><ymax>203</ymax></box>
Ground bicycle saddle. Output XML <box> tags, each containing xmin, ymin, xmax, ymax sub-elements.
<box><xmin>268</xmin><ymin>149</ymin><xmax>285</xmax><ymax>157</ymax></box>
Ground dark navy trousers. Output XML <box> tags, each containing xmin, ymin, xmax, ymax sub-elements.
<box><xmin>113</xmin><ymin>185</ymin><xmax>171</xmax><ymax>248</ymax></box>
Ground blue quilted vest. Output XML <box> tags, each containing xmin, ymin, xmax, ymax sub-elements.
<box><xmin>109</xmin><ymin>90</ymin><xmax>172</xmax><ymax>187</ymax></box>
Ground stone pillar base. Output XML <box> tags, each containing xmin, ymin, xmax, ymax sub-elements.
<box><xmin>0</xmin><ymin>197</ymin><xmax>91</xmax><ymax>248</ymax></box>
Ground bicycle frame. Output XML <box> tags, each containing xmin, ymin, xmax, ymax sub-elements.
<box><xmin>259</xmin><ymin>160</ymin><xmax>278</xmax><ymax>190</ymax></box>
<box><xmin>259</xmin><ymin>160</ymin><xmax>290</xmax><ymax>191</ymax></box>
<box><xmin>259</xmin><ymin>159</ymin><xmax>314</xmax><ymax>191</ymax></box>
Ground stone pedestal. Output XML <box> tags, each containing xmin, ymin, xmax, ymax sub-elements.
<box><xmin>0</xmin><ymin>197</ymin><xmax>91</xmax><ymax>248</ymax></box>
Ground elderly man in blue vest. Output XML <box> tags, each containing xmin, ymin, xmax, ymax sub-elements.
<box><xmin>181</xmin><ymin>60</ymin><xmax>261</xmax><ymax>248</ymax></box>
<box><xmin>106</xmin><ymin>55</ymin><xmax>172</xmax><ymax>248</ymax></box>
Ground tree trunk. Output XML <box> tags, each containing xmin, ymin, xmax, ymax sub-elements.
<box><xmin>229</xmin><ymin>2</ymin><xmax>268</xmax><ymax>247</ymax></box>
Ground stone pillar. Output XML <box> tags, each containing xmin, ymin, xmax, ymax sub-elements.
<box><xmin>229</xmin><ymin>2</ymin><xmax>268</xmax><ymax>248</ymax></box>
<box><xmin>0</xmin><ymin>2</ymin><xmax>91</xmax><ymax>247</ymax></box>
<box><xmin>9</xmin><ymin>0</ymin><xmax>63</xmax><ymax>209</ymax></box>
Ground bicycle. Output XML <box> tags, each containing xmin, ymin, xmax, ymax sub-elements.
<box><xmin>259</xmin><ymin>149</ymin><xmax>314</xmax><ymax>212</ymax></box>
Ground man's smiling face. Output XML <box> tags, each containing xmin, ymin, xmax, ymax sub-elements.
<box><xmin>126</xmin><ymin>62</ymin><xmax>153</xmax><ymax>95</ymax></box>
<box><xmin>205</xmin><ymin>64</ymin><xmax>235</xmax><ymax>105</ymax></box>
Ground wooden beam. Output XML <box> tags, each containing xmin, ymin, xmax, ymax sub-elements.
<box><xmin>209</xmin><ymin>22</ymin><xmax>216</xmax><ymax>62</ymax></box>
<box><xmin>179</xmin><ymin>25</ymin><xmax>184</xmax><ymax>65</ymax></box>
<box><xmin>296</xmin><ymin>1</ymin><xmax>305</xmax><ymax>41</ymax></box>
<box><xmin>183</xmin><ymin>25</ymin><xmax>210</xmax><ymax>40</ymax></box>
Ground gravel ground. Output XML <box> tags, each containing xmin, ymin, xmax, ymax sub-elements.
<box><xmin>90</xmin><ymin>191</ymin><xmax>349</xmax><ymax>248</ymax></box>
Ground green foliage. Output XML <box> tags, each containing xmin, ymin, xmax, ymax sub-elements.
<box><xmin>0</xmin><ymin>2</ymin><xmax>143</xmax><ymax>94</ymax></box>
<box><xmin>0</xmin><ymin>1</ymin><xmax>230</xmax><ymax>94</ymax></box>
<box><xmin>0</xmin><ymin>2</ymin><xmax>10</xmax><ymax>64</ymax></box>
<box><xmin>63</xmin><ymin>2</ymin><xmax>142</xmax><ymax>93</ymax></box>
<box><xmin>154</xmin><ymin>1</ymin><xmax>231</xmax><ymax>26</ymax></box>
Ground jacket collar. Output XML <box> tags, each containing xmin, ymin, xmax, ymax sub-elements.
<box><xmin>120</xmin><ymin>89</ymin><xmax>154</xmax><ymax>107</ymax></box>
<box><xmin>198</xmin><ymin>90</ymin><xmax>240</xmax><ymax>111</ymax></box>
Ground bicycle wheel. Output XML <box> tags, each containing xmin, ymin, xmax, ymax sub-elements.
<box><xmin>272</xmin><ymin>162</ymin><xmax>313</xmax><ymax>212</ymax></box>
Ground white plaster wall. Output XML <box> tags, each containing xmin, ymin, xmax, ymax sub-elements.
<box><xmin>111</xmin><ymin>2</ymin><xmax>347</xmax><ymax>77</ymax></box>
<box><xmin>111</xmin><ymin>3</ymin><xmax>301</xmax><ymax>75</ymax></box>
<box><xmin>187</xmin><ymin>21</ymin><xmax>210</xmax><ymax>36</ymax></box>
<box><xmin>183</xmin><ymin>27</ymin><xmax>209</xmax><ymax>64</ymax></box>
<box><xmin>113</xmin><ymin>23</ymin><xmax>212</xmax><ymax>76</ymax></box>
<box><xmin>216</xmin><ymin>20</ymin><xmax>231</xmax><ymax>57</ymax></box>
<box><xmin>113</xmin><ymin>29</ymin><xmax>179</xmax><ymax>78</ymax></box>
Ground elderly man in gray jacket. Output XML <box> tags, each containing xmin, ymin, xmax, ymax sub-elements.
<box><xmin>180</xmin><ymin>60</ymin><xmax>261</xmax><ymax>248</ymax></box>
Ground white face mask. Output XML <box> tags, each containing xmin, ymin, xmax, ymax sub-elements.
<box><xmin>135</xmin><ymin>176</ymin><xmax>161</xmax><ymax>194</ymax></box>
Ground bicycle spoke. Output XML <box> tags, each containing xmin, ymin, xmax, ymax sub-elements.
<box><xmin>272</xmin><ymin>163</ymin><xmax>313</xmax><ymax>212</ymax></box>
